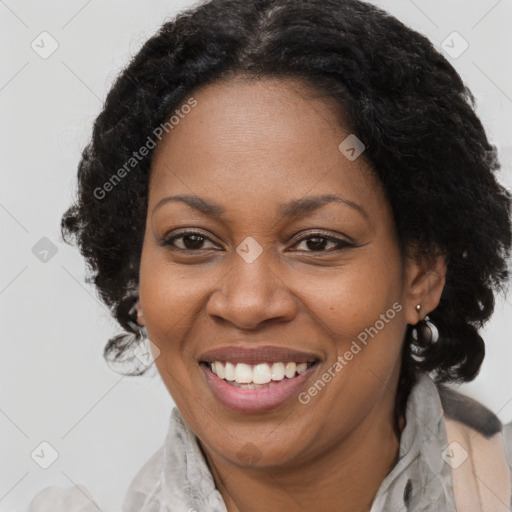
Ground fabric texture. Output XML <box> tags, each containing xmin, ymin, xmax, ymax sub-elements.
<box><xmin>26</xmin><ymin>372</ymin><xmax>512</xmax><ymax>511</ymax></box>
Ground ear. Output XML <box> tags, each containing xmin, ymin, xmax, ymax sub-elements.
<box><xmin>403</xmin><ymin>246</ymin><xmax>447</xmax><ymax>325</ymax></box>
<box><xmin>135</xmin><ymin>300</ymin><xmax>146</xmax><ymax>326</ymax></box>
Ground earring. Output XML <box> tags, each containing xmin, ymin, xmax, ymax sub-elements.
<box><xmin>411</xmin><ymin>304</ymin><xmax>439</xmax><ymax>345</ymax></box>
<box><xmin>128</xmin><ymin>299</ymin><xmax>145</xmax><ymax>327</ymax></box>
<box><xmin>133</xmin><ymin>299</ymin><xmax>143</xmax><ymax>319</ymax></box>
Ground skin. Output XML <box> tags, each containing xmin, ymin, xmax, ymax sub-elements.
<box><xmin>135</xmin><ymin>76</ymin><xmax>446</xmax><ymax>512</ymax></box>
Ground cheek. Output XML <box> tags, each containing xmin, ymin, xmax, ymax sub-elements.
<box><xmin>295</xmin><ymin>265</ymin><xmax>406</xmax><ymax>438</ymax></box>
<box><xmin>290</xmin><ymin>254</ymin><xmax>406</xmax><ymax>399</ymax></box>
<box><xmin>292</xmin><ymin>254</ymin><xmax>404</xmax><ymax>339</ymax></box>
<box><xmin>139</xmin><ymin>255</ymin><xmax>206</xmax><ymax>409</ymax></box>
<box><xmin>138</xmin><ymin>247</ymin><xmax>214</xmax><ymax>337</ymax></box>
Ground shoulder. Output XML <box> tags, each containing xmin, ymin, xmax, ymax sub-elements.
<box><xmin>26</xmin><ymin>446</ymin><xmax>166</xmax><ymax>512</ymax></box>
<box><xmin>120</xmin><ymin>443</ymin><xmax>166</xmax><ymax>510</ymax></box>
<box><xmin>436</xmin><ymin>382</ymin><xmax>512</xmax><ymax>471</ymax></box>
<box><xmin>26</xmin><ymin>484</ymin><xmax>100</xmax><ymax>512</ymax></box>
<box><xmin>436</xmin><ymin>382</ymin><xmax>502</xmax><ymax>437</ymax></box>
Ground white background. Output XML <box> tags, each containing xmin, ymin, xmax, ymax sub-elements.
<box><xmin>1</xmin><ymin>0</ymin><xmax>511</xmax><ymax>510</ymax></box>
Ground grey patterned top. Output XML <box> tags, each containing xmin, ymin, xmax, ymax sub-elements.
<box><xmin>119</xmin><ymin>372</ymin><xmax>512</xmax><ymax>511</ymax></box>
<box><xmin>27</xmin><ymin>372</ymin><xmax>512</xmax><ymax>511</ymax></box>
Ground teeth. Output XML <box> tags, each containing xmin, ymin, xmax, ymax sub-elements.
<box><xmin>271</xmin><ymin>362</ymin><xmax>285</xmax><ymax>380</ymax></box>
<box><xmin>285</xmin><ymin>362</ymin><xmax>297</xmax><ymax>379</ymax></box>
<box><xmin>297</xmin><ymin>362</ymin><xmax>307</xmax><ymax>375</ymax></box>
<box><xmin>225</xmin><ymin>362</ymin><xmax>236</xmax><ymax>381</ymax></box>
<box><xmin>253</xmin><ymin>363</ymin><xmax>271</xmax><ymax>384</ymax></box>
<box><xmin>234</xmin><ymin>363</ymin><xmax>253</xmax><ymax>384</ymax></box>
<box><xmin>208</xmin><ymin>360</ymin><xmax>312</xmax><ymax>384</ymax></box>
<box><xmin>214</xmin><ymin>361</ymin><xmax>225</xmax><ymax>379</ymax></box>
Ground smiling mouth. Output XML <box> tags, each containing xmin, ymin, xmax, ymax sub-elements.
<box><xmin>199</xmin><ymin>360</ymin><xmax>319</xmax><ymax>389</ymax></box>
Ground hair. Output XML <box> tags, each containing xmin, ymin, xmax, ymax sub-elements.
<box><xmin>61</xmin><ymin>0</ymin><xmax>512</xmax><ymax>416</ymax></box>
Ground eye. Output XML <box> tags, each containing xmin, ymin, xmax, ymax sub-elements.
<box><xmin>159</xmin><ymin>230</ymin><xmax>219</xmax><ymax>251</ymax></box>
<box><xmin>159</xmin><ymin>229</ymin><xmax>354</xmax><ymax>253</ymax></box>
<box><xmin>290</xmin><ymin>232</ymin><xmax>353</xmax><ymax>253</ymax></box>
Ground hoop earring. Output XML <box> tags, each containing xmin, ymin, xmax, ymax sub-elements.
<box><xmin>411</xmin><ymin>314</ymin><xmax>439</xmax><ymax>345</ymax></box>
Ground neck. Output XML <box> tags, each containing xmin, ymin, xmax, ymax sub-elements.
<box><xmin>202</xmin><ymin>387</ymin><xmax>405</xmax><ymax>512</ymax></box>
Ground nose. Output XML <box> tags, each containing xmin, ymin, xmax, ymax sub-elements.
<box><xmin>206</xmin><ymin>249</ymin><xmax>297</xmax><ymax>330</ymax></box>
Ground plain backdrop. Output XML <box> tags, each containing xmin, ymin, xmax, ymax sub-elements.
<box><xmin>1</xmin><ymin>0</ymin><xmax>511</xmax><ymax>510</ymax></box>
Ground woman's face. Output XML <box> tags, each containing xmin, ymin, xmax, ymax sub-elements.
<box><xmin>138</xmin><ymin>77</ymin><xmax>435</xmax><ymax>470</ymax></box>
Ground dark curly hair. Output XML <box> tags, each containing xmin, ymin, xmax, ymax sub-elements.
<box><xmin>61</xmin><ymin>0</ymin><xmax>512</xmax><ymax>413</ymax></box>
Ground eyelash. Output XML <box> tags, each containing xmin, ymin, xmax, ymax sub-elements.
<box><xmin>159</xmin><ymin>230</ymin><xmax>353</xmax><ymax>253</ymax></box>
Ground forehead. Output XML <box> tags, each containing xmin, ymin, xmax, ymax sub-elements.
<box><xmin>149</xmin><ymin>77</ymin><xmax>385</xmax><ymax>220</ymax></box>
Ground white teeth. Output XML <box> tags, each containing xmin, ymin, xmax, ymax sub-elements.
<box><xmin>271</xmin><ymin>362</ymin><xmax>285</xmax><ymax>380</ymax></box>
<box><xmin>285</xmin><ymin>362</ymin><xmax>297</xmax><ymax>379</ymax></box>
<box><xmin>215</xmin><ymin>361</ymin><xmax>225</xmax><ymax>379</ymax></box>
<box><xmin>224</xmin><ymin>362</ymin><xmax>236</xmax><ymax>381</ymax></box>
<box><xmin>297</xmin><ymin>362</ymin><xmax>307</xmax><ymax>375</ymax></box>
<box><xmin>208</xmin><ymin>360</ymin><xmax>312</xmax><ymax>384</ymax></box>
<box><xmin>234</xmin><ymin>363</ymin><xmax>253</xmax><ymax>384</ymax></box>
<box><xmin>253</xmin><ymin>363</ymin><xmax>272</xmax><ymax>384</ymax></box>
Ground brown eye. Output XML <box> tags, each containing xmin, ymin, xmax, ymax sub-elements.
<box><xmin>291</xmin><ymin>234</ymin><xmax>353</xmax><ymax>253</ymax></box>
<box><xmin>160</xmin><ymin>231</ymin><xmax>218</xmax><ymax>251</ymax></box>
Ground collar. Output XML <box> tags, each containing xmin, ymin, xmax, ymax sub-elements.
<box><xmin>370</xmin><ymin>372</ymin><xmax>456</xmax><ymax>511</ymax></box>
<box><xmin>122</xmin><ymin>372</ymin><xmax>457</xmax><ymax>511</ymax></box>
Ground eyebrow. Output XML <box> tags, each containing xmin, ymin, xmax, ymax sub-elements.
<box><xmin>152</xmin><ymin>194</ymin><xmax>368</xmax><ymax>220</ymax></box>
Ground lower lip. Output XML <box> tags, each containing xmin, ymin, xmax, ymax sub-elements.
<box><xmin>200</xmin><ymin>363</ymin><xmax>318</xmax><ymax>413</ymax></box>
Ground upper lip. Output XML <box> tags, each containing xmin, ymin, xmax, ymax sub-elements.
<box><xmin>199</xmin><ymin>345</ymin><xmax>321</xmax><ymax>365</ymax></box>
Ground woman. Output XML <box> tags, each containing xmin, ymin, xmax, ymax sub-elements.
<box><xmin>28</xmin><ymin>0</ymin><xmax>512</xmax><ymax>510</ymax></box>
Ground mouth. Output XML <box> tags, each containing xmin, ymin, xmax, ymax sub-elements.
<box><xmin>200</xmin><ymin>360</ymin><xmax>318</xmax><ymax>388</ymax></box>
<box><xmin>198</xmin><ymin>346</ymin><xmax>321</xmax><ymax>413</ymax></box>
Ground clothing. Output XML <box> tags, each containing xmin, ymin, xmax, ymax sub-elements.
<box><xmin>27</xmin><ymin>372</ymin><xmax>512</xmax><ymax>511</ymax></box>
